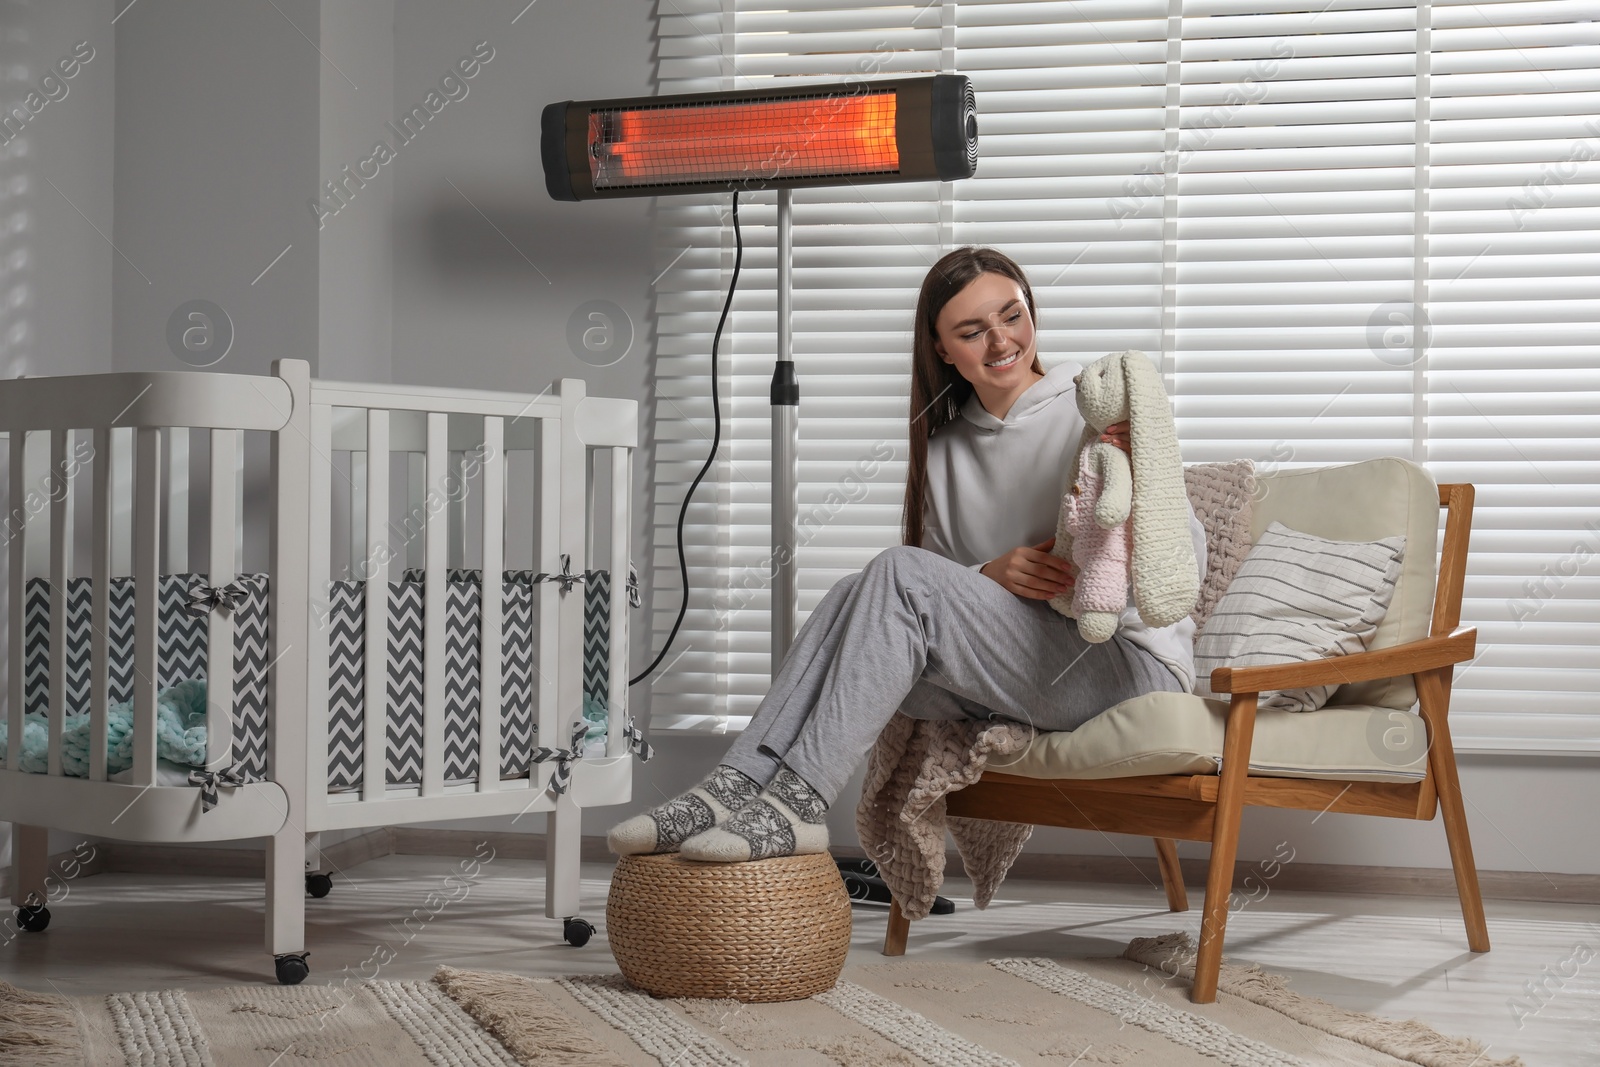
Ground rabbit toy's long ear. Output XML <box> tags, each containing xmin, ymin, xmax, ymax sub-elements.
<box><xmin>1121</xmin><ymin>351</ymin><xmax>1200</xmax><ymax>627</ymax></box>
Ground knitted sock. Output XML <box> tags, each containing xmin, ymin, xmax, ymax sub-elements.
<box><xmin>679</xmin><ymin>765</ymin><xmax>829</xmax><ymax>862</ymax></box>
<box><xmin>605</xmin><ymin>764</ymin><xmax>762</xmax><ymax>856</ymax></box>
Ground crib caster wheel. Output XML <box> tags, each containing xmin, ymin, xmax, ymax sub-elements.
<box><xmin>16</xmin><ymin>905</ymin><xmax>49</xmax><ymax>932</ymax></box>
<box><xmin>305</xmin><ymin>873</ymin><xmax>333</xmax><ymax>898</ymax></box>
<box><xmin>563</xmin><ymin>917</ymin><xmax>594</xmax><ymax>947</ymax></box>
<box><xmin>274</xmin><ymin>953</ymin><xmax>310</xmax><ymax>985</ymax></box>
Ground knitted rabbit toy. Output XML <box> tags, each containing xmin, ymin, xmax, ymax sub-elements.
<box><xmin>1048</xmin><ymin>350</ymin><xmax>1199</xmax><ymax>642</ymax></box>
<box><xmin>1052</xmin><ymin>435</ymin><xmax>1134</xmax><ymax>641</ymax></box>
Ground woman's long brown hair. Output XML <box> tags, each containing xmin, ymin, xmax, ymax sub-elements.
<box><xmin>902</xmin><ymin>247</ymin><xmax>1045</xmax><ymax>548</ymax></box>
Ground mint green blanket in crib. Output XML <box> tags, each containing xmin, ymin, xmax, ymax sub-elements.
<box><xmin>0</xmin><ymin>679</ymin><xmax>211</xmax><ymax>777</ymax></box>
<box><xmin>0</xmin><ymin>680</ymin><xmax>611</xmax><ymax>777</ymax></box>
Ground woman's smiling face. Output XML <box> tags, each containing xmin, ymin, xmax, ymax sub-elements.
<box><xmin>932</xmin><ymin>272</ymin><xmax>1038</xmax><ymax>389</ymax></box>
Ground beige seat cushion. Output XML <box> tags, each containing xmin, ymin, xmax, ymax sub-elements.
<box><xmin>995</xmin><ymin>691</ymin><xmax>1428</xmax><ymax>784</ymax></box>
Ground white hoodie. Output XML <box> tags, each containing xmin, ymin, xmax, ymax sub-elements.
<box><xmin>922</xmin><ymin>359</ymin><xmax>1206</xmax><ymax>692</ymax></box>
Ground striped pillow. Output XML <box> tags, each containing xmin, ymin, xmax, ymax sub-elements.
<box><xmin>1193</xmin><ymin>521</ymin><xmax>1406</xmax><ymax>712</ymax></box>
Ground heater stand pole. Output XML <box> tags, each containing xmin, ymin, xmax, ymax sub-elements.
<box><xmin>770</xmin><ymin>188</ymin><xmax>798</xmax><ymax>672</ymax></box>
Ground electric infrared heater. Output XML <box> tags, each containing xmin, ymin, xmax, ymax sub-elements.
<box><xmin>540</xmin><ymin>75</ymin><xmax>977</xmax><ymax>200</ymax></box>
<box><xmin>543</xmin><ymin>75</ymin><xmax>977</xmax><ymax>680</ymax></box>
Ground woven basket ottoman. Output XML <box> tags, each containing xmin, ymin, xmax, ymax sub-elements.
<box><xmin>606</xmin><ymin>852</ymin><xmax>852</xmax><ymax>1002</ymax></box>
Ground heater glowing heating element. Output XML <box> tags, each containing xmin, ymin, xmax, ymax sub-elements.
<box><xmin>592</xmin><ymin>92</ymin><xmax>898</xmax><ymax>188</ymax></box>
<box><xmin>542</xmin><ymin>75</ymin><xmax>976</xmax><ymax>200</ymax></box>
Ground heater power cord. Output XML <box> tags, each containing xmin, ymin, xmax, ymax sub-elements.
<box><xmin>630</xmin><ymin>189</ymin><xmax>742</xmax><ymax>687</ymax></box>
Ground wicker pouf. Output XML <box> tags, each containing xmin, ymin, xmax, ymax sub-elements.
<box><xmin>606</xmin><ymin>852</ymin><xmax>851</xmax><ymax>1002</ymax></box>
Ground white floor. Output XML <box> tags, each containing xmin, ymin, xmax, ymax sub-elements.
<box><xmin>2</xmin><ymin>853</ymin><xmax>1596</xmax><ymax>1066</ymax></box>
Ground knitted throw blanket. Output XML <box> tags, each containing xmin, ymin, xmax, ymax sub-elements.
<box><xmin>0</xmin><ymin>678</ymin><xmax>212</xmax><ymax>777</ymax></box>
<box><xmin>857</xmin><ymin>460</ymin><xmax>1257</xmax><ymax>919</ymax></box>
<box><xmin>855</xmin><ymin>712</ymin><xmax>1037</xmax><ymax>921</ymax></box>
<box><xmin>1184</xmin><ymin>458</ymin><xmax>1257</xmax><ymax>635</ymax></box>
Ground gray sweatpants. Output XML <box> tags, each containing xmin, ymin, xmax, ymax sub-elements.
<box><xmin>722</xmin><ymin>544</ymin><xmax>1185</xmax><ymax>804</ymax></box>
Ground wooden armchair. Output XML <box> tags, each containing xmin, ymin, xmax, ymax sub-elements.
<box><xmin>881</xmin><ymin>459</ymin><xmax>1485</xmax><ymax>1004</ymax></box>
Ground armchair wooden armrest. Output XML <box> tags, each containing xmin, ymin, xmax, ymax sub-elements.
<box><xmin>1209</xmin><ymin>627</ymin><xmax>1477</xmax><ymax>695</ymax></box>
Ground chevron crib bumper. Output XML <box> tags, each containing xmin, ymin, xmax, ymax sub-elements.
<box><xmin>21</xmin><ymin>573</ymin><xmax>272</xmax><ymax>779</ymax></box>
<box><xmin>20</xmin><ymin>568</ymin><xmax>629</xmax><ymax>791</ymax></box>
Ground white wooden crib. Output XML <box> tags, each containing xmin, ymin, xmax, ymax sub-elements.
<box><xmin>0</xmin><ymin>359</ymin><xmax>642</xmax><ymax>983</ymax></box>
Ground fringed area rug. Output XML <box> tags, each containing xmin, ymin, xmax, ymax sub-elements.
<box><xmin>0</xmin><ymin>933</ymin><xmax>1521</xmax><ymax>1067</ymax></box>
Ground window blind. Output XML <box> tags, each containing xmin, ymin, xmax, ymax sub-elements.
<box><xmin>649</xmin><ymin>0</ymin><xmax>1600</xmax><ymax>753</ymax></box>
<box><xmin>1424</xmin><ymin>0</ymin><xmax>1600</xmax><ymax>751</ymax></box>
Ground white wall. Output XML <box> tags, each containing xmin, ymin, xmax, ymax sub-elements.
<box><xmin>319</xmin><ymin>0</ymin><xmax>396</xmax><ymax>385</ymax></box>
<box><xmin>111</xmin><ymin>0</ymin><xmax>321</xmax><ymax>377</ymax></box>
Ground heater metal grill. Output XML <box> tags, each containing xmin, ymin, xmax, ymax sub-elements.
<box><xmin>589</xmin><ymin>92</ymin><xmax>900</xmax><ymax>190</ymax></box>
<box><xmin>542</xmin><ymin>74</ymin><xmax>974</xmax><ymax>201</ymax></box>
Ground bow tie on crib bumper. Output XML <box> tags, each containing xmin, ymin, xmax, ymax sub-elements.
<box><xmin>534</xmin><ymin>555</ymin><xmax>644</xmax><ymax>609</ymax></box>
<box><xmin>621</xmin><ymin>720</ymin><xmax>654</xmax><ymax>761</ymax></box>
<box><xmin>617</xmin><ymin>564</ymin><xmax>642</xmax><ymax>608</ymax></box>
<box><xmin>530</xmin><ymin>721</ymin><xmax>591</xmax><ymax>795</ymax></box>
<box><xmin>533</xmin><ymin>555</ymin><xmax>585</xmax><ymax>593</ymax></box>
<box><xmin>187</xmin><ymin>767</ymin><xmax>255</xmax><ymax>813</ymax></box>
<box><xmin>186</xmin><ymin>579</ymin><xmax>251</xmax><ymax>617</ymax></box>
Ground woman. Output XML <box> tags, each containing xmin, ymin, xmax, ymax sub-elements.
<box><xmin>609</xmin><ymin>247</ymin><xmax>1204</xmax><ymax>863</ymax></box>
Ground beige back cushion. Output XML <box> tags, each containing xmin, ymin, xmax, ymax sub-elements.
<box><xmin>1251</xmin><ymin>457</ymin><xmax>1438</xmax><ymax>710</ymax></box>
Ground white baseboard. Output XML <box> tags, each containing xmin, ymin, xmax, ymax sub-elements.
<box><xmin>6</xmin><ymin>829</ymin><xmax>1594</xmax><ymax>907</ymax></box>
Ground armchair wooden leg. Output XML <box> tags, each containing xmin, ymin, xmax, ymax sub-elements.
<box><xmin>883</xmin><ymin>897</ymin><xmax>910</xmax><ymax>956</ymax></box>
<box><xmin>1193</xmin><ymin>693</ymin><xmax>1257</xmax><ymax>1004</ymax></box>
<box><xmin>1417</xmin><ymin>668</ymin><xmax>1490</xmax><ymax>953</ymax></box>
<box><xmin>1193</xmin><ymin>799</ymin><xmax>1243</xmax><ymax>1003</ymax></box>
<box><xmin>1153</xmin><ymin>838</ymin><xmax>1188</xmax><ymax>912</ymax></box>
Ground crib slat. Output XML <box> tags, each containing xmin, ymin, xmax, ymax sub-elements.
<box><xmin>422</xmin><ymin>411</ymin><xmax>447</xmax><ymax>797</ymax></box>
<box><xmin>363</xmin><ymin>410</ymin><xmax>390</xmax><ymax>803</ymax></box>
<box><xmin>7</xmin><ymin>431</ymin><xmax>29</xmax><ymax>772</ymax></box>
<box><xmin>449</xmin><ymin>451</ymin><xmax>467</xmax><ymax>570</ymax></box>
<box><xmin>349</xmin><ymin>448</ymin><xmax>366</xmax><ymax>580</ymax></box>
<box><xmin>607</xmin><ymin>446</ymin><xmax>631</xmax><ymax>758</ymax></box>
<box><xmin>586</xmin><ymin>450</ymin><xmax>598</xmax><ymax>567</ymax></box>
<box><xmin>90</xmin><ymin>428</ymin><xmax>112</xmax><ymax>781</ymax></box>
<box><xmin>206</xmin><ymin>428</ymin><xmax>238</xmax><ymax>771</ymax></box>
<box><xmin>46</xmin><ymin>430</ymin><xmax>75</xmax><ymax>777</ymax></box>
<box><xmin>111</xmin><ymin>426</ymin><xmax>133</xmax><ymax>576</ymax></box>
<box><xmin>166</xmin><ymin>428</ymin><xmax>189</xmax><ymax>573</ymax></box>
<box><xmin>307</xmin><ymin>406</ymin><xmax>333</xmax><ymax>803</ymax></box>
<box><xmin>406</xmin><ymin>452</ymin><xmax>425</xmax><ymax>572</ymax></box>
<box><xmin>477</xmin><ymin>418</ymin><xmax>503</xmax><ymax>793</ymax></box>
<box><xmin>536</xmin><ymin>417</ymin><xmax>560</xmax><ymax>782</ymax></box>
<box><xmin>233</xmin><ymin>433</ymin><xmax>244</xmax><ymax>578</ymax></box>
<box><xmin>132</xmin><ymin>427</ymin><xmax>161</xmax><ymax>788</ymax></box>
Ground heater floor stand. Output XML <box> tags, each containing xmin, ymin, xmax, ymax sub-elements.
<box><xmin>770</xmin><ymin>187</ymin><xmax>799</xmax><ymax>666</ymax></box>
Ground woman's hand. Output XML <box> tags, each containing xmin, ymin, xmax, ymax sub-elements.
<box><xmin>980</xmin><ymin>536</ymin><xmax>1076</xmax><ymax>600</ymax></box>
<box><xmin>1100</xmin><ymin>419</ymin><xmax>1131</xmax><ymax>455</ymax></box>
